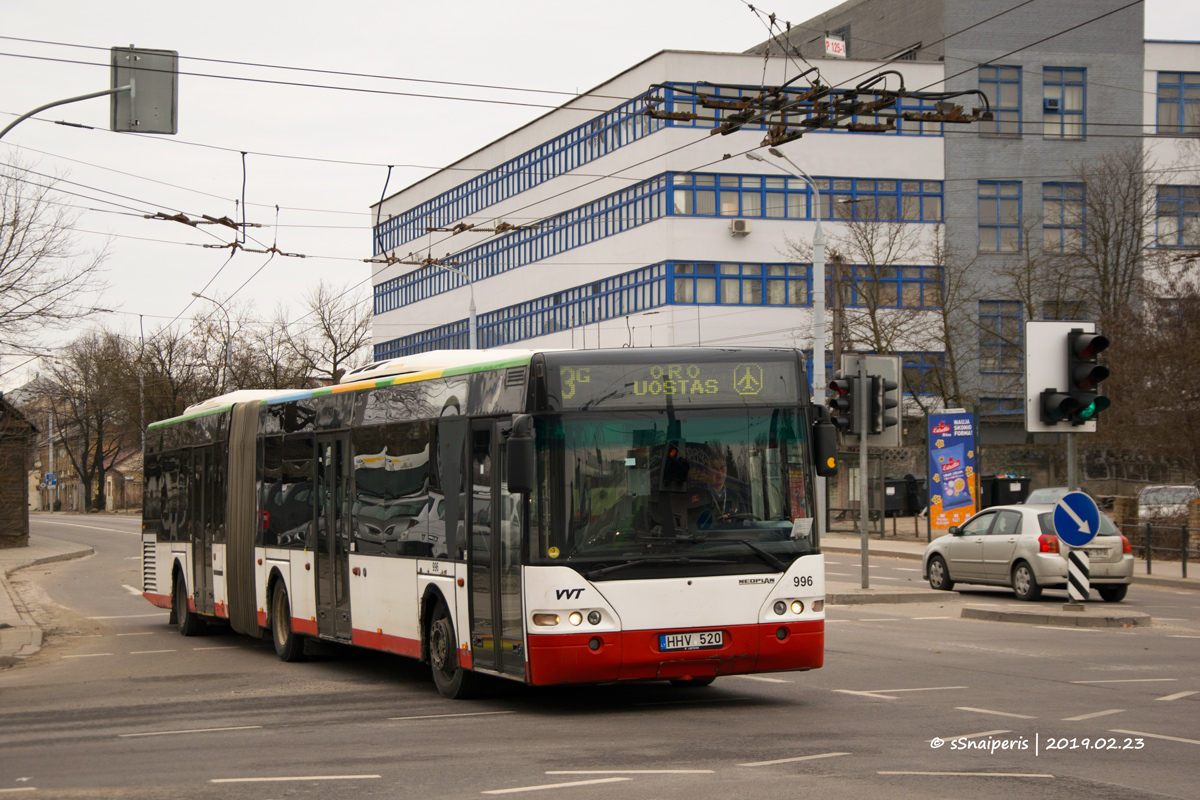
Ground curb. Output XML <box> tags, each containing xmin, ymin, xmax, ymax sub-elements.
<box><xmin>1</xmin><ymin>547</ymin><xmax>95</xmax><ymax>580</ymax></box>
<box><xmin>822</xmin><ymin>543</ymin><xmax>924</xmax><ymax>562</ymax></box>
<box><xmin>960</xmin><ymin>605</ymin><xmax>1152</xmax><ymax>628</ymax></box>
<box><xmin>1134</xmin><ymin>574</ymin><xmax>1199</xmax><ymax>591</ymax></box>
<box><xmin>827</xmin><ymin>589</ymin><xmax>948</xmax><ymax>605</ymax></box>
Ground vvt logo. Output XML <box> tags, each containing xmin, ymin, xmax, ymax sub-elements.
<box><xmin>555</xmin><ymin>588</ymin><xmax>585</xmax><ymax>600</ymax></box>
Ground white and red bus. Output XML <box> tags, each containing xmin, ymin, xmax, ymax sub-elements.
<box><xmin>142</xmin><ymin>347</ymin><xmax>836</xmax><ymax>698</ymax></box>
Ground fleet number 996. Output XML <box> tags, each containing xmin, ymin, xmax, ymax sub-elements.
<box><xmin>794</xmin><ymin>575</ymin><xmax>814</xmax><ymax>587</ymax></box>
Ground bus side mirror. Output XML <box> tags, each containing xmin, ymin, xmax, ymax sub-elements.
<box><xmin>506</xmin><ymin>414</ymin><xmax>535</xmax><ymax>494</ymax></box>
<box><xmin>812</xmin><ymin>405</ymin><xmax>838</xmax><ymax>477</ymax></box>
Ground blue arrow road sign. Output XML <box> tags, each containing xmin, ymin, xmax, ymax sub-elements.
<box><xmin>1054</xmin><ymin>491</ymin><xmax>1100</xmax><ymax>548</ymax></box>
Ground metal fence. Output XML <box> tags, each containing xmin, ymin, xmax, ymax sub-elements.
<box><xmin>1117</xmin><ymin>522</ymin><xmax>1195</xmax><ymax>578</ymax></box>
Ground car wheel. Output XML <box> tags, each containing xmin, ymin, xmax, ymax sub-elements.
<box><xmin>271</xmin><ymin>581</ymin><xmax>306</xmax><ymax>662</ymax></box>
<box><xmin>1098</xmin><ymin>585</ymin><xmax>1128</xmax><ymax>603</ymax></box>
<box><xmin>1011</xmin><ymin>562</ymin><xmax>1042</xmax><ymax>601</ymax></box>
<box><xmin>428</xmin><ymin>601</ymin><xmax>480</xmax><ymax>699</ymax></box>
<box><xmin>670</xmin><ymin>677</ymin><xmax>717</xmax><ymax>687</ymax></box>
<box><xmin>927</xmin><ymin>555</ymin><xmax>955</xmax><ymax>591</ymax></box>
<box><xmin>173</xmin><ymin>573</ymin><xmax>206</xmax><ymax>636</ymax></box>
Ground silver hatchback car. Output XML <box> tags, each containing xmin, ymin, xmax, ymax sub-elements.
<box><xmin>922</xmin><ymin>504</ymin><xmax>1134</xmax><ymax>601</ymax></box>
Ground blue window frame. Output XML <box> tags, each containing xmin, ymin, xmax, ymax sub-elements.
<box><xmin>979</xmin><ymin>181</ymin><xmax>1022</xmax><ymax>252</ymax></box>
<box><xmin>847</xmin><ymin>266</ymin><xmax>942</xmax><ymax>308</ymax></box>
<box><xmin>671</xmin><ymin>262</ymin><xmax>809</xmax><ymax>306</ymax></box>
<box><xmin>1043</xmin><ymin>182</ymin><xmax>1084</xmax><ymax>253</ymax></box>
<box><xmin>1156</xmin><ymin>72</ymin><xmax>1200</xmax><ymax>135</ymax></box>
<box><xmin>980</xmin><ymin>65</ymin><xmax>1021</xmax><ymax>136</ymax></box>
<box><xmin>980</xmin><ymin>397</ymin><xmax>1023</xmax><ymax>416</ymax></box>
<box><xmin>1043</xmin><ymin>68</ymin><xmax>1085</xmax><ymax>139</ymax></box>
<box><xmin>900</xmin><ymin>352</ymin><xmax>945</xmax><ymax>396</ymax></box>
<box><xmin>1156</xmin><ymin>186</ymin><xmax>1200</xmax><ymax>247</ymax></box>
<box><xmin>979</xmin><ymin>301</ymin><xmax>1022</xmax><ymax>373</ymax></box>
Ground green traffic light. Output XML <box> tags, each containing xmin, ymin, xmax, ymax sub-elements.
<box><xmin>1076</xmin><ymin>396</ymin><xmax>1111</xmax><ymax>421</ymax></box>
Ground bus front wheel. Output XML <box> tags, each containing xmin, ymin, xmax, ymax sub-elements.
<box><xmin>271</xmin><ymin>582</ymin><xmax>306</xmax><ymax>662</ymax></box>
<box><xmin>428</xmin><ymin>601</ymin><xmax>479</xmax><ymax>699</ymax></box>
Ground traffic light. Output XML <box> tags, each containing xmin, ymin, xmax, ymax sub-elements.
<box><xmin>1067</xmin><ymin>329</ymin><xmax>1110</xmax><ymax>424</ymax></box>
<box><xmin>869</xmin><ymin>376</ymin><xmax>899</xmax><ymax>435</ymax></box>
<box><xmin>1039</xmin><ymin>390</ymin><xmax>1080</xmax><ymax>425</ymax></box>
<box><xmin>828</xmin><ymin>372</ymin><xmax>861</xmax><ymax>436</ymax></box>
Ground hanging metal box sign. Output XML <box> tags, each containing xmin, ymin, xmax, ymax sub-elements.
<box><xmin>111</xmin><ymin>46</ymin><xmax>179</xmax><ymax>134</ymax></box>
<box><xmin>825</xmin><ymin>36</ymin><xmax>847</xmax><ymax>58</ymax></box>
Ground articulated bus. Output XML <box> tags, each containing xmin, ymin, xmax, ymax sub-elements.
<box><xmin>141</xmin><ymin>347</ymin><xmax>837</xmax><ymax>698</ymax></box>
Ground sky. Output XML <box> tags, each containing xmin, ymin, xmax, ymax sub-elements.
<box><xmin>1</xmin><ymin>0</ymin><xmax>1197</xmax><ymax>392</ymax></box>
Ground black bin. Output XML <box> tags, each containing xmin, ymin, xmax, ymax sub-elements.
<box><xmin>991</xmin><ymin>475</ymin><xmax>1031</xmax><ymax>506</ymax></box>
<box><xmin>883</xmin><ymin>479</ymin><xmax>906</xmax><ymax>516</ymax></box>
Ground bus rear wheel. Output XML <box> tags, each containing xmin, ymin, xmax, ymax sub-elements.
<box><xmin>173</xmin><ymin>574</ymin><xmax>206</xmax><ymax>637</ymax></box>
<box><xmin>428</xmin><ymin>601</ymin><xmax>479</xmax><ymax>699</ymax></box>
<box><xmin>271</xmin><ymin>582</ymin><xmax>306</xmax><ymax>662</ymax></box>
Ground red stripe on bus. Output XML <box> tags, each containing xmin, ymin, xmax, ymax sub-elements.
<box><xmin>143</xmin><ymin>592</ymin><xmax>172</xmax><ymax>609</ymax></box>
<box><xmin>525</xmin><ymin>620</ymin><xmax>823</xmax><ymax>685</ymax></box>
<box><xmin>292</xmin><ymin>617</ymin><xmax>318</xmax><ymax>636</ymax></box>
<box><xmin>351</xmin><ymin>628</ymin><xmax>421</xmax><ymax>658</ymax></box>
<box><xmin>214</xmin><ymin>602</ymin><xmax>228</xmax><ymax>618</ymax></box>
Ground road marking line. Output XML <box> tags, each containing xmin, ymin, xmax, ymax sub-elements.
<box><xmin>1110</xmin><ymin>729</ymin><xmax>1200</xmax><ymax>746</ymax></box>
<box><xmin>1062</xmin><ymin>709</ymin><xmax>1124</xmax><ymax>721</ymax></box>
<box><xmin>63</xmin><ymin>653</ymin><xmax>113</xmax><ymax>659</ymax></box>
<box><xmin>121</xmin><ymin>725</ymin><xmax>262</xmax><ymax>738</ymax></box>
<box><xmin>1155</xmin><ymin>618</ymin><xmax>1188</xmax><ymax>621</ymax></box>
<box><xmin>388</xmin><ymin>711</ymin><xmax>514</xmax><ymax>721</ymax></box>
<box><xmin>116</xmin><ymin>632</ymin><xmax>155</xmax><ymax>636</ymax></box>
<box><xmin>912</xmin><ymin>616</ymin><xmax>953</xmax><ymax>620</ymax></box>
<box><xmin>0</xmin><ymin>789</ymin><xmax>37</xmax><ymax>794</ymax></box>
<box><xmin>635</xmin><ymin>696</ymin><xmax>748</xmax><ymax>707</ymax></box>
<box><xmin>880</xmin><ymin>771</ymin><xmax>1053</xmax><ymax>778</ymax></box>
<box><xmin>130</xmin><ymin>649</ymin><xmax>176</xmax><ymax>655</ymax></box>
<box><xmin>38</xmin><ymin>520</ymin><xmax>130</xmax><ymax>533</ymax></box>
<box><xmin>895</xmin><ymin>568</ymin><xmax>921</xmax><ymax>572</ymax></box>
<box><xmin>212</xmin><ymin>775</ymin><xmax>381</xmax><ymax>784</ymax></box>
<box><xmin>1167</xmin><ymin>635</ymin><xmax>1200</xmax><ymax>639</ymax></box>
<box><xmin>727</xmin><ymin>674</ymin><xmax>790</xmax><ymax>683</ymax></box>
<box><xmin>1036</xmin><ymin>626</ymin><xmax>1098</xmax><ymax>632</ymax></box>
<box><xmin>1071</xmin><ymin>678</ymin><xmax>1176</xmax><ymax>684</ymax></box>
<box><xmin>836</xmin><ymin>686</ymin><xmax>966</xmax><ymax>700</ymax></box>
<box><xmin>121</xmin><ymin>584</ymin><xmax>143</xmax><ymax>596</ymax></box>
<box><xmin>1156</xmin><ymin>691</ymin><xmax>1199</xmax><ymax>702</ymax></box>
<box><xmin>956</xmin><ymin>707</ymin><xmax>1037</xmax><ymax>719</ymax></box>
<box><xmin>827</xmin><ymin>572</ymin><xmax>852</xmax><ymax>576</ymax></box>
<box><xmin>87</xmin><ymin>614</ymin><xmax>165</xmax><ymax>620</ymax></box>
<box><xmin>939</xmin><ymin>730</ymin><xmax>1011</xmax><ymax>741</ymax></box>
<box><xmin>193</xmin><ymin>646</ymin><xmax>236</xmax><ymax>650</ymax></box>
<box><xmin>547</xmin><ymin>770</ymin><xmax>712</xmax><ymax>774</ymax></box>
<box><xmin>871</xmin><ymin>576</ymin><xmax>902</xmax><ymax>581</ymax></box>
<box><xmin>483</xmin><ymin>778</ymin><xmax>630</xmax><ymax>794</ymax></box>
<box><xmin>858</xmin><ymin>618</ymin><xmax>901</xmax><ymax>622</ymax></box>
<box><xmin>739</xmin><ymin>752</ymin><xmax>850</xmax><ymax>767</ymax></box>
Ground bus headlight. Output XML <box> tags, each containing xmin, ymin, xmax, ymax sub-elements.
<box><xmin>790</xmin><ymin>600</ymin><xmax>804</xmax><ymax>614</ymax></box>
<box><xmin>587</xmin><ymin>611</ymin><xmax>602</xmax><ymax>625</ymax></box>
<box><xmin>532</xmin><ymin>613</ymin><xmax>560</xmax><ymax>626</ymax></box>
<box><xmin>773</xmin><ymin>601</ymin><xmax>787</xmax><ymax>615</ymax></box>
<box><xmin>568</xmin><ymin>612</ymin><xmax>583</xmax><ymax>626</ymax></box>
<box><xmin>811</xmin><ymin>599</ymin><xmax>824</xmax><ymax>612</ymax></box>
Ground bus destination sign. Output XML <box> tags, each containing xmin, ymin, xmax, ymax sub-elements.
<box><xmin>552</xmin><ymin>360</ymin><xmax>798</xmax><ymax>409</ymax></box>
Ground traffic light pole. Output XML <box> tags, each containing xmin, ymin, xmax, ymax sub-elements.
<box><xmin>859</xmin><ymin>359</ymin><xmax>870</xmax><ymax>589</ymax></box>
<box><xmin>1067</xmin><ymin>432</ymin><xmax>1077</xmax><ymax>491</ymax></box>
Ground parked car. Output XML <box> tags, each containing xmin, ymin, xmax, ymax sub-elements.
<box><xmin>1023</xmin><ymin>487</ymin><xmax>1090</xmax><ymax>505</ymax></box>
<box><xmin>1136</xmin><ymin>485</ymin><xmax>1199</xmax><ymax>523</ymax></box>
<box><xmin>923</xmin><ymin>503</ymin><xmax>1133</xmax><ymax>602</ymax></box>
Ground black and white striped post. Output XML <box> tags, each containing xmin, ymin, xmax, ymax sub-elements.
<box><xmin>1067</xmin><ymin>547</ymin><xmax>1090</xmax><ymax>604</ymax></box>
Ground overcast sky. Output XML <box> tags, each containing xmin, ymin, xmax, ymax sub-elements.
<box><xmin>2</xmin><ymin>0</ymin><xmax>1197</xmax><ymax>391</ymax></box>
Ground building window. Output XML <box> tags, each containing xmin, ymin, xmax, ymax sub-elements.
<box><xmin>1156</xmin><ymin>186</ymin><xmax>1200</xmax><ymax>247</ymax></box>
<box><xmin>900</xmin><ymin>352</ymin><xmax>945</xmax><ymax>395</ymax></box>
<box><xmin>1043</xmin><ymin>68</ymin><xmax>1085</xmax><ymax>139</ymax></box>
<box><xmin>1043</xmin><ymin>183</ymin><xmax>1084</xmax><ymax>253</ymax></box>
<box><xmin>979</xmin><ymin>301</ymin><xmax>1022</xmax><ymax>373</ymax></box>
<box><xmin>1156</xmin><ymin>72</ymin><xmax>1200</xmax><ymax>135</ymax></box>
<box><xmin>672</xmin><ymin>262</ymin><xmax>808</xmax><ymax>306</ymax></box>
<box><xmin>980</xmin><ymin>65</ymin><xmax>1021</xmax><ymax>136</ymax></box>
<box><xmin>979</xmin><ymin>182</ymin><xmax>1021</xmax><ymax>252</ymax></box>
<box><xmin>847</xmin><ymin>266</ymin><xmax>942</xmax><ymax>309</ymax></box>
<box><xmin>980</xmin><ymin>397</ymin><xmax>1024</xmax><ymax>416</ymax></box>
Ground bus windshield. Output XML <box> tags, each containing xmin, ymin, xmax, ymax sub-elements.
<box><xmin>530</xmin><ymin>409</ymin><xmax>816</xmax><ymax>575</ymax></box>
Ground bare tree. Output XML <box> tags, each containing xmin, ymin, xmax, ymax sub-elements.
<box><xmin>0</xmin><ymin>162</ymin><xmax>108</xmax><ymax>352</ymax></box>
<box><xmin>918</xmin><ymin>225</ymin><xmax>985</xmax><ymax>413</ymax></box>
<box><xmin>287</xmin><ymin>281</ymin><xmax>372</xmax><ymax>384</ymax></box>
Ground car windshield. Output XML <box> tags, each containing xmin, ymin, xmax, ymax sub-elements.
<box><xmin>1038</xmin><ymin>512</ymin><xmax>1120</xmax><ymax>537</ymax></box>
<box><xmin>1139</xmin><ymin>487</ymin><xmax>1198</xmax><ymax>504</ymax></box>
<box><xmin>529</xmin><ymin>410</ymin><xmax>817</xmax><ymax>575</ymax></box>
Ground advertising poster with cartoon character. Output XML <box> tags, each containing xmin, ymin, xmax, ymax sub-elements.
<box><xmin>927</xmin><ymin>412</ymin><xmax>979</xmax><ymax>531</ymax></box>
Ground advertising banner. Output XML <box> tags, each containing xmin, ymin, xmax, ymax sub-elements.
<box><xmin>927</xmin><ymin>412</ymin><xmax>979</xmax><ymax>531</ymax></box>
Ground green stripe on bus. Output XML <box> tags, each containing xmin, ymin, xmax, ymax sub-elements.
<box><xmin>147</xmin><ymin>404</ymin><xmax>232</xmax><ymax>429</ymax></box>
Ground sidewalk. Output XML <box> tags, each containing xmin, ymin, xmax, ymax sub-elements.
<box><xmin>820</xmin><ymin>532</ymin><xmax>1200</xmax><ymax>593</ymax></box>
<box><xmin>0</xmin><ymin>535</ymin><xmax>94</xmax><ymax>666</ymax></box>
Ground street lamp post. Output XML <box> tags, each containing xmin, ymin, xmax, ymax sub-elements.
<box><xmin>429</xmin><ymin>265</ymin><xmax>477</xmax><ymax>349</ymax></box>
<box><xmin>746</xmin><ymin>149</ymin><xmax>828</xmax><ymax>537</ymax></box>
<box><xmin>191</xmin><ymin>292</ymin><xmax>234</xmax><ymax>392</ymax></box>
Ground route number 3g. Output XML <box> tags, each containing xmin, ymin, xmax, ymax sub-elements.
<box><xmin>794</xmin><ymin>575</ymin><xmax>814</xmax><ymax>588</ymax></box>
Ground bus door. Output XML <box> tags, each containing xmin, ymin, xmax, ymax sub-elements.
<box><xmin>190</xmin><ymin>446</ymin><xmax>215</xmax><ymax>615</ymax></box>
<box><xmin>315</xmin><ymin>433</ymin><xmax>353</xmax><ymax>640</ymax></box>
<box><xmin>468</xmin><ymin>421</ymin><xmax>526</xmax><ymax>678</ymax></box>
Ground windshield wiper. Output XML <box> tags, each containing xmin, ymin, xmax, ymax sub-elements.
<box><xmin>689</xmin><ymin>537</ymin><xmax>788</xmax><ymax>572</ymax></box>
<box><xmin>584</xmin><ymin>556</ymin><xmax>734</xmax><ymax>580</ymax></box>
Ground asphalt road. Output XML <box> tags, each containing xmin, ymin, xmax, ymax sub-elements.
<box><xmin>0</xmin><ymin>515</ymin><xmax>1196</xmax><ymax>799</ymax></box>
